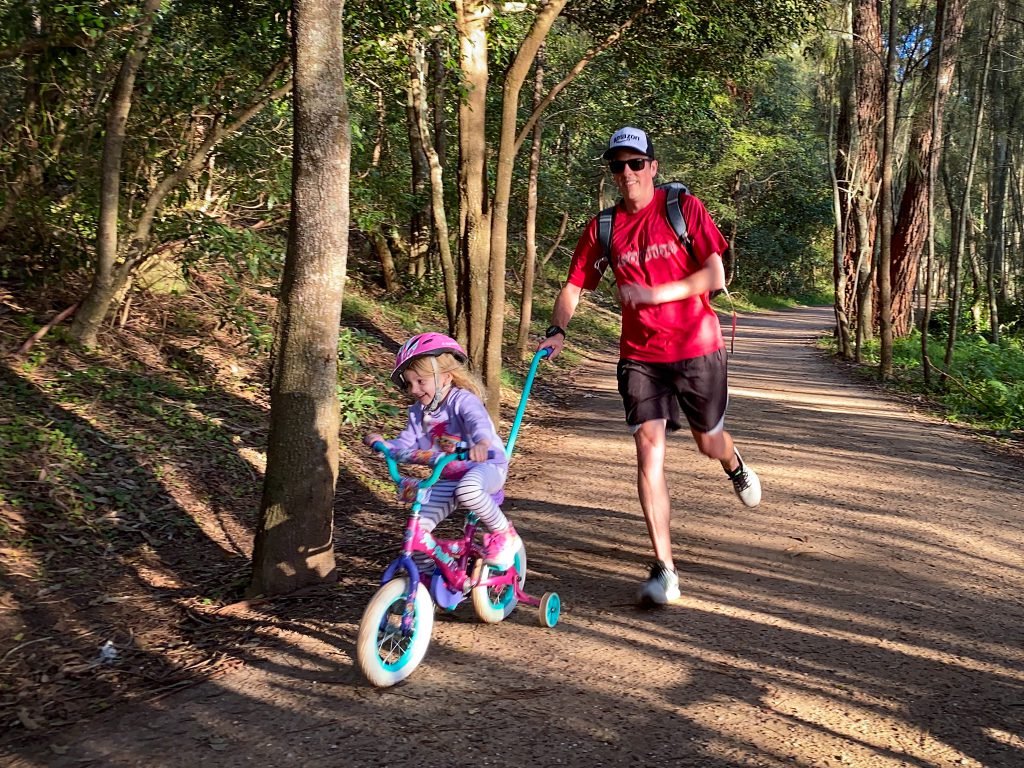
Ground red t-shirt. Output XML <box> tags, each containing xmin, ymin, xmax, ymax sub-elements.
<box><xmin>566</xmin><ymin>187</ymin><xmax>728</xmax><ymax>363</ymax></box>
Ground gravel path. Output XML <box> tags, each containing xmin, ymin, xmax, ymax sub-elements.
<box><xmin>4</xmin><ymin>305</ymin><xmax>1022</xmax><ymax>768</ymax></box>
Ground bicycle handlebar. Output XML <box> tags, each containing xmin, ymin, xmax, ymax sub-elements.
<box><xmin>370</xmin><ymin>442</ymin><xmax>490</xmax><ymax>488</ymax></box>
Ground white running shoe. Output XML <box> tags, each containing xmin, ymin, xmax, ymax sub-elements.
<box><xmin>728</xmin><ymin>451</ymin><xmax>762</xmax><ymax>508</ymax></box>
<box><xmin>636</xmin><ymin>561</ymin><xmax>680</xmax><ymax>605</ymax></box>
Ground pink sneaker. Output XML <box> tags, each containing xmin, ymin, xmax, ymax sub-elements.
<box><xmin>482</xmin><ymin>525</ymin><xmax>522</xmax><ymax>570</ymax></box>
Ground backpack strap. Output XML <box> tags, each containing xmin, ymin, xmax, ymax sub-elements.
<box><xmin>661</xmin><ymin>182</ymin><xmax>695</xmax><ymax>265</ymax></box>
<box><xmin>662</xmin><ymin>182</ymin><xmax>736</xmax><ymax>352</ymax></box>
<box><xmin>597</xmin><ymin>203</ymin><xmax>616</xmax><ymax>265</ymax></box>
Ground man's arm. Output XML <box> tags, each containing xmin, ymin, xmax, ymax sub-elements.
<box><xmin>619</xmin><ymin>254</ymin><xmax>725</xmax><ymax>307</ymax></box>
<box><xmin>538</xmin><ymin>282</ymin><xmax>583</xmax><ymax>359</ymax></box>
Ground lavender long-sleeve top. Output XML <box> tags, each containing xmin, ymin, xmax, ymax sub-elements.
<box><xmin>384</xmin><ymin>387</ymin><xmax>508</xmax><ymax>478</ymax></box>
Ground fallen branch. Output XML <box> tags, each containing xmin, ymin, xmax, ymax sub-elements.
<box><xmin>15</xmin><ymin>302</ymin><xmax>79</xmax><ymax>357</ymax></box>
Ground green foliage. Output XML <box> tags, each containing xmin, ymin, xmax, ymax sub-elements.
<box><xmin>826</xmin><ymin>333</ymin><xmax>1024</xmax><ymax>433</ymax></box>
<box><xmin>336</xmin><ymin>384</ymin><xmax>398</xmax><ymax>427</ymax></box>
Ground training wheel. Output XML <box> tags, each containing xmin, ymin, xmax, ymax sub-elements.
<box><xmin>538</xmin><ymin>591</ymin><xmax>560</xmax><ymax>628</ymax></box>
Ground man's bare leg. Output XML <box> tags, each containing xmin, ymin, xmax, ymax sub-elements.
<box><xmin>634</xmin><ymin>419</ymin><xmax>674</xmax><ymax>570</ymax></box>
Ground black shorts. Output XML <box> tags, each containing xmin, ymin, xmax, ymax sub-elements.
<box><xmin>617</xmin><ymin>348</ymin><xmax>729</xmax><ymax>434</ymax></box>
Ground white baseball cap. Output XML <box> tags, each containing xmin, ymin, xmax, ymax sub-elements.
<box><xmin>603</xmin><ymin>126</ymin><xmax>655</xmax><ymax>159</ymax></box>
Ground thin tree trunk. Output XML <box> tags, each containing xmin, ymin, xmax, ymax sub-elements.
<box><xmin>516</xmin><ymin>46</ymin><xmax>546</xmax><ymax>360</ymax></box>
<box><xmin>922</xmin><ymin>0</ymin><xmax>949</xmax><ymax>389</ymax></box>
<box><xmin>410</xmin><ymin>36</ymin><xmax>458</xmax><ymax>331</ymax></box>
<box><xmin>405</xmin><ymin>73</ymin><xmax>429</xmax><ymax>280</ymax></box>
<box><xmin>249</xmin><ymin>0</ymin><xmax>350</xmax><ymax>597</ymax></box>
<box><xmin>878</xmin><ymin>0</ymin><xmax>899</xmax><ymax>379</ymax></box>
<box><xmin>945</xmin><ymin>2</ymin><xmax>1000</xmax><ymax>367</ymax></box>
<box><xmin>538</xmin><ymin>211</ymin><xmax>568</xmax><ymax>270</ymax></box>
<box><xmin>832</xmin><ymin>0</ymin><xmax>855</xmax><ymax>358</ymax></box>
<box><xmin>70</xmin><ymin>0</ymin><xmax>162</xmax><ymax>348</ymax></box>
<box><xmin>483</xmin><ymin>1</ymin><xmax>567</xmax><ymax>415</ymax></box>
<box><xmin>72</xmin><ymin>60</ymin><xmax>291</xmax><ymax>347</ymax></box>
<box><xmin>371</xmin><ymin>229</ymin><xmax>398</xmax><ymax>292</ymax></box>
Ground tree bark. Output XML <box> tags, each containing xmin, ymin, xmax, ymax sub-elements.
<box><xmin>890</xmin><ymin>0</ymin><xmax>964</xmax><ymax>337</ymax></box>
<box><xmin>250</xmin><ymin>0</ymin><xmax>350</xmax><ymax>597</ymax></box>
<box><xmin>483</xmin><ymin>0</ymin><xmax>567</xmax><ymax>415</ymax></box>
<box><xmin>455</xmin><ymin>0</ymin><xmax>491</xmax><ymax>366</ymax></box>
<box><xmin>878</xmin><ymin>0</ymin><xmax>899</xmax><ymax>380</ymax></box>
<box><xmin>405</xmin><ymin>71</ymin><xmax>429</xmax><ymax>280</ymax></box>
<box><xmin>921</xmin><ymin>0</ymin><xmax>950</xmax><ymax>388</ymax></box>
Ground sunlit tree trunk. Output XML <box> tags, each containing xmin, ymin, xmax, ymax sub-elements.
<box><xmin>454</xmin><ymin>0</ymin><xmax>491</xmax><ymax>365</ymax></box>
<box><xmin>250</xmin><ymin>0</ymin><xmax>349</xmax><ymax>597</ymax></box>
<box><xmin>848</xmin><ymin>0</ymin><xmax>883</xmax><ymax>360</ymax></box>
<box><xmin>831</xmin><ymin>0</ymin><xmax>854</xmax><ymax>358</ymax></box>
<box><xmin>890</xmin><ymin>0</ymin><xmax>964</xmax><ymax>337</ymax></box>
<box><xmin>483</xmin><ymin>0</ymin><xmax>567</xmax><ymax>416</ymax></box>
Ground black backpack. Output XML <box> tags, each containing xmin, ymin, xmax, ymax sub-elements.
<box><xmin>596</xmin><ymin>180</ymin><xmax>734</xmax><ymax>347</ymax></box>
<box><xmin>596</xmin><ymin>181</ymin><xmax>725</xmax><ymax>300</ymax></box>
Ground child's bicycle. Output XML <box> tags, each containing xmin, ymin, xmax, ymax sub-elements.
<box><xmin>356</xmin><ymin>348</ymin><xmax>560</xmax><ymax>687</ymax></box>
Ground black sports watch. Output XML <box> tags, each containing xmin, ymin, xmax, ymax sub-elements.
<box><xmin>545</xmin><ymin>325</ymin><xmax>566</xmax><ymax>339</ymax></box>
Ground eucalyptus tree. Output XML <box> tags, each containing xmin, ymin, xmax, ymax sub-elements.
<box><xmin>250</xmin><ymin>0</ymin><xmax>350</xmax><ymax>597</ymax></box>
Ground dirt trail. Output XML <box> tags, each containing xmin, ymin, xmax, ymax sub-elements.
<box><xmin>4</xmin><ymin>306</ymin><xmax>1023</xmax><ymax>768</ymax></box>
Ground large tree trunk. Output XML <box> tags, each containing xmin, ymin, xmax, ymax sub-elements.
<box><xmin>455</xmin><ymin>0</ymin><xmax>491</xmax><ymax>366</ymax></box>
<box><xmin>890</xmin><ymin>0</ymin><xmax>965</xmax><ymax>337</ymax></box>
<box><xmin>70</xmin><ymin>0</ymin><xmax>162</xmax><ymax>348</ymax></box>
<box><xmin>516</xmin><ymin>46</ymin><xmax>546</xmax><ymax>361</ymax></box>
<box><xmin>249</xmin><ymin>0</ymin><xmax>350</xmax><ymax>597</ymax></box>
<box><xmin>843</xmin><ymin>0</ymin><xmax>884</xmax><ymax>357</ymax></box>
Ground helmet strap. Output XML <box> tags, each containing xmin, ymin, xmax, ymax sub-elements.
<box><xmin>424</xmin><ymin>356</ymin><xmax>452</xmax><ymax>414</ymax></box>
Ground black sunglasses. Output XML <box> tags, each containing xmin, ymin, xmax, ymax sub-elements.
<box><xmin>608</xmin><ymin>158</ymin><xmax>652</xmax><ymax>174</ymax></box>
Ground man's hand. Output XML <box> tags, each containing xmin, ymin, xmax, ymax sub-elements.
<box><xmin>619</xmin><ymin>283</ymin><xmax>660</xmax><ymax>306</ymax></box>
<box><xmin>538</xmin><ymin>333</ymin><xmax>565</xmax><ymax>359</ymax></box>
<box><xmin>363</xmin><ymin>433</ymin><xmax>385</xmax><ymax>448</ymax></box>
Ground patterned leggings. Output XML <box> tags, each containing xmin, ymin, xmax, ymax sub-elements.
<box><xmin>415</xmin><ymin>463</ymin><xmax>510</xmax><ymax>575</ymax></box>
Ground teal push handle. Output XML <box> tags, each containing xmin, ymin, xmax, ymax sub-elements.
<box><xmin>504</xmin><ymin>347</ymin><xmax>551</xmax><ymax>459</ymax></box>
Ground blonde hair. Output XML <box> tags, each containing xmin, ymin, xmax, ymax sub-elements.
<box><xmin>406</xmin><ymin>352</ymin><xmax>484</xmax><ymax>398</ymax></box>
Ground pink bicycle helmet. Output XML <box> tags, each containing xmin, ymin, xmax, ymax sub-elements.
<box><xmin>390</xmin><ymin>332</ymin><xmax>468</xmax><ymax>387</ymax></box>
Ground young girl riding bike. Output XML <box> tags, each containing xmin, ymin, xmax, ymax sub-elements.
<box><xmin>363</xmin><ymin>332</ymin><xmax>522</xmax><ymax>572</ymax></box>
